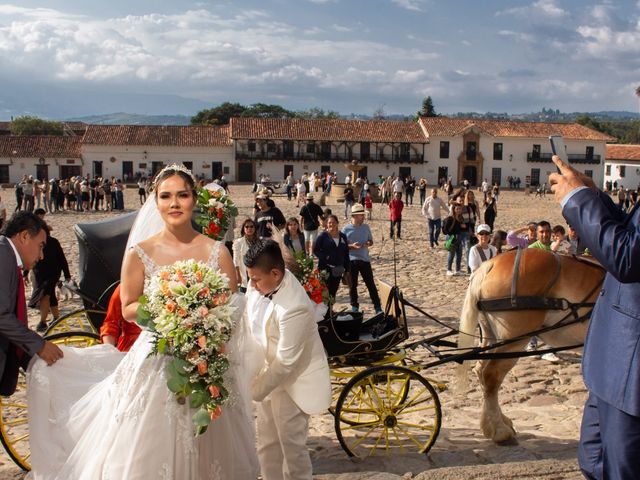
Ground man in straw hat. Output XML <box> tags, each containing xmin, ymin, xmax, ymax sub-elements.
<box><xmin>341</xmin><ymin>203</ymin><xmax>383</xmax><ymax>314</ymax></box>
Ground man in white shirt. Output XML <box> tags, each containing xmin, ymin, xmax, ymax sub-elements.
<box><xmin>421</xmin><ymin>188</ymin><xmax>449</xmax><ymax>248</ymax></box>
<box><xmin>481</xmin><ymin>179</ymin><xmax>490</xmax><ymax>201</ymax></box>
<box><xmin>392</xmin><ymin>176</ymin><xmax>404</xmax><ymax>195</ymax></box>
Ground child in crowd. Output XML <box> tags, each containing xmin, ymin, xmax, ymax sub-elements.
<box><xmin>364</xmin><ymin>191</ymin><xmax>373</xmax><ymax>220</ymax></box>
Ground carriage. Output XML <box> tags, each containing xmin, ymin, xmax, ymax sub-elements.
<box><xmin>0</xmin><ymin>213</ymin><xmax>601</xmax><ymax>471</ymax></box>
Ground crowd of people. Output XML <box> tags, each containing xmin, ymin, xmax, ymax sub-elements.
<box><xmin>13</xmin><ymin>174</ymin><xmax>142</xmax><ymax>214</ymax></box>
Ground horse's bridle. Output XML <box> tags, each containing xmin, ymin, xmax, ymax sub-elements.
<box><xmin>477</xmin><ymin>248</ymin><xmax>605</xmax><ymax>326</ymax></box>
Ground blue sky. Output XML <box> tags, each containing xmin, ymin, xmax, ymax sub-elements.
<box><xmin>0</xmin><ymin>0</ymin><xmax>639</xmax><ymax>117</ymax></box>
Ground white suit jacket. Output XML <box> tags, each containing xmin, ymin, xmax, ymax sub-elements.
<box><xmin>245</xmin><ymin>270</ymin><xmax>331</xmax><ymax>414</ymax></box>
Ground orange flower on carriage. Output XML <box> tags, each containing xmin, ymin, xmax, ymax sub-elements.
<box><xmin>209</xmin><ymin>385</ymin><xmax>220</xmax><ymax>399</ymax></box>
<box><xmin>208</xmin><ymin>405</ymin><xmax>222</xmax><ymax>421</ymax></box>
<box><xmin>197</xmin><ymin>361</ymin><xmax>208</xmax><ymax>375</ymax></box>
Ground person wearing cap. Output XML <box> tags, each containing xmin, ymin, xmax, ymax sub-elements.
<box><xmin>254</xmin><ymin>193</ymin><xmax>286</xmax><ymax>239</ymax></box>
<box><xmin>468</xmin><ymin>224</ymin><xmax>497</xmax><ymax>273</ymax></box>
<box><xmin>341</xmin><ymin>204</ymin><xmax>382</xmax><ymax>314</ymax></box>
<box><xmin>253</xmin><ymin>188</ymin><xmax>276</xmax><ymax>216</ymax></box>
<box><xmin>299</xmin><ymin>193</ymin><xmax>324</xmax><ymax>256</ymax></box>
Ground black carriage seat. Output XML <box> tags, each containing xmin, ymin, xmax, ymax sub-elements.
<box><xmin>74</xmin><ymin>212</ymin><xmax>137</xmax><ymax>321</ymax></box>
<box><xmin>319</xmin><ymin>280</ymin><xmax>409</xmax><ymax>359</ymax></box>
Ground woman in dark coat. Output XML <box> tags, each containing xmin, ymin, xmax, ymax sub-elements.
<box><xmin>483</xmin><ymin>192</ymin><xmax>498</xmax><ymax>232</ymax></box>
<box><xmin>28</xmin><ymin>227</ymin><xmax>71</xmax><ymax>332</ymax></box>
<box><xmin>313</xmin><ymin>214</ymin><xmax>350</xmax><ymax>300</ymax></box>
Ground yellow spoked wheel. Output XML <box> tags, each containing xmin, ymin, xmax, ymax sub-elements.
<box><xmin>334</xmin><ymin>365</ymin><xmax>441</xmax><ymax>458</ymax></box>
<box><xmin>45</xmin><ymin>309</ymin><xmax>101</xmax><ymax>336</ymax></box>
<box><xmin>0</xmin><ymin>373</ymin><xmax>29</xmax><ymax>471</ymax></box>
<box><xmin>0</xmin><ymin>331</ymin><xmax>100</xmax><ymax>471</ymax></box>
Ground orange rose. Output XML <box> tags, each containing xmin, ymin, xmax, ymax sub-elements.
<box><xmin>195</xmin><ymin>271</ymin><xmax>204</xmax><ymax>282</ymax></box>
<box><xmin>177</xmin><ymin>308</ymin><xmax>187</xmax><ymax>317</ymax></box>
<box><xmin>197</xmin><ymin>361</ymin><xmax>208</xmax><ymax>375</ymax></box>
<box><xmin>198</xmin><ymin>306</ymin><xmax>209</xmax><ymax>318</ymax></box>
<box><xmin>197</xmin><ymin>335</ymin><xmax>207</xmax><ymax>350</ymax></box>
<box><xmin>199</xmin><ymin>287</ymin><xmax>210</xmax><ymax>298</ymax></box>
<box><xmin>166</xmin><ymin>302</ymin><xmax>176</xmax><ymax>313</ymax></box>
<box><xmin>159</xmin><ymin>271</ymin><xmax>170</xmax><ymax>280</ymax></box>
<box><xmin>209</xmin><ymin>385</ymin><xmax>220</xmax><ymax>398</ymax></box>
<box><xmin>209</xmin><ymin>405</ymin><xmax>222</xmax><ymax>421</ymax></box>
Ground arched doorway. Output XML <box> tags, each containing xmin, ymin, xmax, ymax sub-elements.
<box><xmin>463</xmin><ymin>165</ymin><xmax>477</xmax><ymax>186</ymax></box>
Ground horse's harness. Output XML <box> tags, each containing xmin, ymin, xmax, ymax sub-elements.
<box><xmin>477</xmin><ymin>248</ymin><xmax>605</xmax><ymax>327</ymax></box>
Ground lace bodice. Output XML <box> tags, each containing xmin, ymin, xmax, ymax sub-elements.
<box><xmin>132</xmin><ymin>241</ymin><xmax>221</xmax><ymax>296</ymax></box>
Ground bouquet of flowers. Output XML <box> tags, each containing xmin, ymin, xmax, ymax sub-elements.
<box><xmin>292</xmin><ymin>251</ymin><xmax>331</xmax><ymax>305</ymax></box>
<box><xmin>195</xmin><ymin>187</ymin><xmax>238</xmax><ymax>241</ymax></box>
<box><xmin>137</xmin><ymin>259</ymin><xmax>236</xmax><ymax>436</ymax></box>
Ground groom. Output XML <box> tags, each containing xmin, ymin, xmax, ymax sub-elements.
<box><xmin>0</xmin><ymin>211</ymin><xmax>64</xmax><ymax>395</ymax></box>
<box><xmin>244</xmin><ymin>240</ymin><xmax>331</xmax><ymax>480</ymax></box>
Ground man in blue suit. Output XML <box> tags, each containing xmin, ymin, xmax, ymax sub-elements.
<box><xmin>550</xmin><ymin>155</ymin><xmax>640</xmax><ymax>480</ymax></box>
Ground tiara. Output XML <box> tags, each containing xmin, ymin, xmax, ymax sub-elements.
<box><xmin>152</xmin><ymin>163</ymin><xmax>197</xmax><ymax>188</ymax></box>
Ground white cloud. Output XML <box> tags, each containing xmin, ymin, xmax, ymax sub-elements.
<box><xmin>497</xmin><ymin>0</ymin><xmax>568</xmax><ymax>19</ymax></box>
<box><xmin>391</xmin><ymin>0</ymin><xmax>425</xmax><ymax>13</ymax></box>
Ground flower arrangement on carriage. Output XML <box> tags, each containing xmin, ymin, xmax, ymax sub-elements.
<box><xmin>195</xmin><ymin>186</ymin><xmax>238</xmax><ymax>241</ymax></box>
<box><xmin>292</xmin><ymin>251</ymin><xmax>331</xmax><ymax>306</ymax></box>
<box><xmin>137</xmin><ymin>260</ymin><xmax>236</xmax><ymax>436</ymax></box>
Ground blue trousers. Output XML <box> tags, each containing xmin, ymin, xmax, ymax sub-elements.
<box><xmin>579</xmin><ymin>392</ymin><xmax>640</xmax><ymax>480</ymax></box>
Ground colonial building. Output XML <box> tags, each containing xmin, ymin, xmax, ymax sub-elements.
<box><xmin>81</xmin><ymin>125</ymin><xmax>232</xmax><ymax>181</ymax></box>
<box><xmin>229</xmin><ymin>117</ymin><xmax>427</xmax><ymax>182</ymax></box>
<box><xmin>0</xmin><ymin>116</ymin><xmax>615</xmax><ymax>186</ymax></box>
<box><xmin>604</xmin><ymin>144</ymin><xmax>640</xmax><ymax>190</ymax></box>
<box><xmin>418</xmin><ymin>117</ymin><xmax>614</xmax><ymax>188</ymax></box>
<box><xmin>0</xmin><ymin>135</ymin><xmax>82</xmax><ymax>184</ymax></box>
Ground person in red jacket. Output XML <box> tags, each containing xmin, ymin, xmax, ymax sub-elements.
<box><xmin>389</xmin><ymin>191</ymin><xmax>404</xmax><ymax>239</ymax></box>
<box><xmin>99</xmin><ymin>284</ymin><xmax>141</xmax><ymax>352</ymax></box>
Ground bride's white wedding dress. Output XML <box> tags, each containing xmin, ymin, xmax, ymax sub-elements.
<box><xmin>27</xmin><ymin>242</ymin><xmax>259</xmax><ymax>480</ymax></box>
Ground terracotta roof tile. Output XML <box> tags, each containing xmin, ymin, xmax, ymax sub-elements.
<box><xmin>0</xmin><ymin>135</ymin><xmax>82</xmax><ymax>158</ymax></box>
<box><xmin>419</xmin><ymin>117</ymin><xmax>615</xmax><ymax>142</ymax></box>
<box><xmin>606</xmin><ymin>144</ymin><xmax>640</xmax><ymax>162</ymax></box>
<box><xmin>230</xmin><ymin>118</ymin><xmax>427</xmax><ymax>143</ymax></box>
<box><xmin>82</xmin><ymin>125</ymin><xmax>231</xmax><ymax>147</ymax></box>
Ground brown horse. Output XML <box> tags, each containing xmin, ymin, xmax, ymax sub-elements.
<box><xmin>455</xmin><ymin>248</ymin><xmax>604</xmax><ymax>443</ymax></box>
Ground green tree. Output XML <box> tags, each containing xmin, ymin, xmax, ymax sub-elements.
<box><xmin>190</xmin><ymin>102</ymin><xmax>247</xmax><ymax>125</ymax></box>
<box><xmin>241</xmin><ymin>103</ymin><xmax>296</xmax><ymax>118</ymax></box>
<box><xmin>10</xmin><ymin>116</ymin><xmax>63</xmax><ymax>135</ymax></box>
<box><xmin>417</xmin><ymin>96</ymin><xmax>437</xmax><ymax>117</ymax></box>
<box><xmin>295</xmin><ymin>107</ymin><xmax>341</xmax><ymax>119</ymax></box>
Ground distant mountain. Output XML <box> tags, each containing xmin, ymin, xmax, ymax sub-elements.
<box><xmin>68</xmin><ymin>112</ymin><xmax>191</xmax><ymax>125</ymax></box>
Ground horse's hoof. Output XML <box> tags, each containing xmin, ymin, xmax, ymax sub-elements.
<box><xmin>496</xmin><ymin>436</ymin><xmax>519</xmax><ymax>446</ymax></box>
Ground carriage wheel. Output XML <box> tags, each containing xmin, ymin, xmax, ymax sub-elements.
<box><xmin>0</xmin><ymin>331</ymin><xmax>100</xmax><ymax>471</ymax></box>
<box><xmin>334</xmin><ymin>365</ymin><xmax>441</xmax><ymax>458</ymax></box>
<box><xmin>328</xmin><ymin>351</ymin><xmax>408</xmax><ymax>418</ymax></box>
<box><xmin>45</xmin><ymin>309</ymin><xmax>101</xmax><ymax>336</ymax></box>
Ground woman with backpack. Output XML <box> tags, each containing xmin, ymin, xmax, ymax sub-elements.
<box><xmin>442</xmin><ymin>203</ymin><xmax>467</xmax><ymax>276</ymax></box>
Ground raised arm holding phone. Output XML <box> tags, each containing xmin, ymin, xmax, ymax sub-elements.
<box><xmin>549</xmin><ymin>153</ymin><xmax>640</xmax><ymax>480</ymax></box>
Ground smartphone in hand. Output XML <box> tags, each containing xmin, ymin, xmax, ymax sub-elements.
<box><xmin>549</xmin><ymin>135</ymin><xmax>567</xmax><ymax>173</ymax></box>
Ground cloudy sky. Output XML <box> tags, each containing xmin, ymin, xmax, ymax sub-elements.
<box><xmin>0</xmin><ymin>0</ymin><xmax>639</xmax><ymax>118</ymax></box>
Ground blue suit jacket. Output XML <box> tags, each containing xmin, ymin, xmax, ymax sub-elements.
<box><xmin>563</xmin><ymin>189</ymin><xmax>640</xmax><ymax>416</ymax></box>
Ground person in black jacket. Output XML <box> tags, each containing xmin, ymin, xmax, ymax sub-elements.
<box><xmin>442</xmin><ymin>204</ymin><xmax>466</xmax><ymax>276</ymax></box>
<box><xmin>28</xmin><ymin>225</ymin><xmax>71</xmax><ymax>332</ymax></box>
<box><xmin>313</xmin><ymin>214</ymin><xmax>350</xmax><ymax>300</ymax></box>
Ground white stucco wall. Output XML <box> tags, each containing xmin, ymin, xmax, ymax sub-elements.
<box><xmin>604</xmin><ymin>161</ymin><xmax>640</xmax><ymax>190</ymax></box>
<box><xmin>81</xmin><ymin>145</ymin><xmax>235</xmax><ymax>181</ymax></box>
<box><xmin>425</xmin><ymin>135</ymin><xmax>605</xmax><ymax>187</ymax></box>
<box><xmin>0</xmin><ymin>157</ymin><xmax>82</xmax><ymax>183</ymax></box>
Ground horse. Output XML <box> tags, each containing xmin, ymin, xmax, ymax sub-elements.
<box><xmin>455</xmin><ymin>248</ymin><xmax>605</xmax><ymax>443</ymax></box>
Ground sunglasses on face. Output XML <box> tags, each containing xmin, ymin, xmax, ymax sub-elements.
<box><xmin>245</xmin><ymin>225</ymin><xmax>255</xmax><ymax>229</ymax></box>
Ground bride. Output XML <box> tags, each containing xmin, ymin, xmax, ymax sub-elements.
<box><xmin>27</xmin><ymin>165</ymin><xmax>259</xmax><ymax>479</ymax></box>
